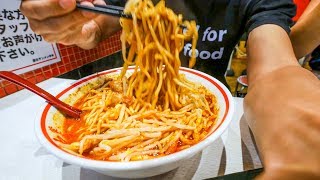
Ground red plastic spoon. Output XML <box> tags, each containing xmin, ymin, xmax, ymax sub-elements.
<box><xmin>0</xmin><ymin>71</ymin><xmax>82</xmax><ymax>118</ymax></box>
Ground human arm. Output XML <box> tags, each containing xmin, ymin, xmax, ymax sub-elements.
<box><xmin>242</xmin><ymin>1</ymin><xmax>320</xmax><ymax>177</ymax></box>
<box><xmin>20</xmin><ymin>0</ymin><xmax>121</xmax><ymax>49</ymax></box>
<box><xmin>290</xmin><ymin>0</ymin><xmax>320</xmax><ymax>58</ymax></box>
<box><xmin>245</xmin><ymin>24</ymin><xmax>320</xmax><ymax>179</ymax></box>
<box><xmin>297</xmin><ymin>0</ymin><xmax>320</xmax><ymax>20</ymax></box>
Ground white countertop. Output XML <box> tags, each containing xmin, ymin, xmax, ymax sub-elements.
<box><xmin>0</xmin><ymin>78</ymin><xmax>262</xmax><ymax>180</ymax></box>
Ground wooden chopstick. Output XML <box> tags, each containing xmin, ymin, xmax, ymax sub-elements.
<box><xmin>76</xmin><ymin>2</ymin><xmax>132</xmax><ymax>19</ymax></box>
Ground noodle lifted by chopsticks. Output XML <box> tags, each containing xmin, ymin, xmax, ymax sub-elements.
<box><xmin>120</xmin><ymin>0</ymin><xmax>198</xmax><ymax>110</ymax></box>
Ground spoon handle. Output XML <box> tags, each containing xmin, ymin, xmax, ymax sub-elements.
<box><xmin>0</xmin><ymin>71</ymin><xmax>81</xmax><ymax>118</ymax></box>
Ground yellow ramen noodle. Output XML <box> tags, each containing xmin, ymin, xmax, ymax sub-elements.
<box><xmin>120</xmin><ymin>0</ymin><xmax>198</xmax><ymax>110</ymax></box>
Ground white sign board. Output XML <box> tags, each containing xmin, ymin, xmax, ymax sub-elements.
<box><xmin>0</xmin><ymin>0</ymin><xmax>61</xmax><ymax>74</ymax></box>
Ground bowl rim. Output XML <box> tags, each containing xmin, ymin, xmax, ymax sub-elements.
<box><xmin>34</xmin><ymin>66</ymin><xmax>234</xmax><ymax>170</ymax></box>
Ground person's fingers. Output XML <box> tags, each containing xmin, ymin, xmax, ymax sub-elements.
<box><xmin>20</xmin><ymin>0</ymin><xmax>103</xmax><ymax>47</ymax></box>
<box><xmin>93</xmin><ymin>0</ymin><xmax>106</xmax><ymax>6</ymax></box>
<box><xmin>41</xmin><ymin>20</ymin><xmax>100</xmax><ymax>46</ymax></box>
<box><xmin>74</xmin><ymin>20</ymin><xmax>102</xmax><ymax>49</ymax></box>
<box><xmin>78</xmin><ymin>0</ymin><xmax>107</xmax><ymax>18</ymax></box>
<box><xmin>20</xmin><ymin>0</ymin><xmax>76</xmax><ymax>20</ymax></box>
<box><xmin>41</xmin><ymin>26</ymin><xmax>81</xmax><ymax>43</ymax></box>
<box><xmin>81</xmin><ymin>20</ymin><xmax>100</xmax><ymax>41</ymax></box>
<box><xmin>28</xmin><ymin>10</ymin><xmax>92</xmax><ymax>34</ymax></box>
<box><xmin>79</xmin><ymin>1</ymin><xmax>97</xmax><ymax>18</ymax></box>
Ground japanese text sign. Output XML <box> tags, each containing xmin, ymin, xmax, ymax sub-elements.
<box><xmin>0</xmin><ymin>1</ymin><xmax>61</xmax><ymax>74</ymax></box>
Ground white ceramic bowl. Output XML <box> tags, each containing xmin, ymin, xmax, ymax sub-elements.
<box><xmin>35</xmin><ymin>67</ymin><xmax>234</xmax><ymax>178</ymax></box>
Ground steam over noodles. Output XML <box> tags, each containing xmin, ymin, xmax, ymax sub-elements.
<box><xmin>52</xmin><ymin>0</ymin><xmax>219</xmax><ymax>162</ymax></box>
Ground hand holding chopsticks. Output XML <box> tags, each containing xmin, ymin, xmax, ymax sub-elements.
<box><xmin>19</xmin><ymin>0</ymin><xmax>185</xmax><ymax>48</ymax></box>
<box><xmin>20</xmin><ymin>0</ymin><xmax>122</xmax><ymax>49</ymax></box>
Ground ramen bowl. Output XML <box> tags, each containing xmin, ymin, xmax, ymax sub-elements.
<box><xmin>35</xmin><ymin>67</ymin><xmax>234</xmax><ymax>178</ymax></box>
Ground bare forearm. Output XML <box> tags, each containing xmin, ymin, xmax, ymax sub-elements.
<box><xmin>245</xmin><ymin>25</ymin><xmax>320</xmax><ymax>179</ymax></box>
<box><xmin>298</xmin><ymin>0</ymin><xmax>320</xmax><ymax>20</ymax></box>
<box><xmin>246</xmin><ymin>24</ymin><xmax>299</xmax><ymax>84</ymax></box>
<box><xmin>290</xmin><ymin>1</ymin><xmax>320</xmax><ymax>58</ymax></box>
<box><xmin>245</xmin><ymin>66</ymin><xmax>320</xmax><ymax>179</ymax></box>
